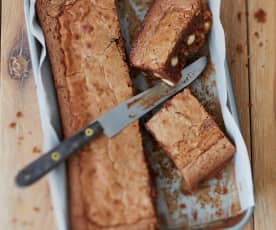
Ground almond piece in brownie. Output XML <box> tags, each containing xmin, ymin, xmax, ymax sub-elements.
<box><xmin>130</xmin><ymin>0</ymin><xmax>212</xmax><ymax>85</ymax></box>
<box><xmin>146</xmin><ymin>89</ymin><xmax>235</xmax><ymax>191</ymax></box>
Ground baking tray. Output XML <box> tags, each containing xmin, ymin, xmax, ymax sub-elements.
<box><xmin>23</xmin><ymin>0</ymin><xmax>254</xmax><ymax>229</ymax></box>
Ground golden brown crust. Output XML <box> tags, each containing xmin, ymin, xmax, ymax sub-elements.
<box><xmin>36</xmin><ymin>0</ymin><xmax>157</xmax><ymax>229</ymax></box>
<box><xmin>146</xmin><ymin>89</ymin><xmax>235</xmax><ymax>191</ymax></box>
<box><xmin>130</xmin><ymin>0</ymin><xmax>211</xmax><ymax>84</ymax></box>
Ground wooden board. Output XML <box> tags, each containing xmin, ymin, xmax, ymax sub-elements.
<box><xmin>0</xmin><ymin>0</ymin><xmax>56</xmax><ymax>229</ymax></box>
<box><xmin>247</xmin><ymin>1</ymin><xmax>276</xmax><ymax>229</ymax></box>
<box><xmin>1</xmin><ymin>0</ymin><xmax>276</xmax><ymax>229</ymax></box>
<box><xmin>221</xmin><ymin>1</ymin><xmax>253</xmax><ymax>230</ymax></box>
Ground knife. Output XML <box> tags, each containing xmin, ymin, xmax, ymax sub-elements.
<box><xmin>15</xmin><ymin>56</ymin><xmax>207</xmax><ymax>187</ymax></box>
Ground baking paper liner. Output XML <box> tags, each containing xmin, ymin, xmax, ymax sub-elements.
<box><xmin>24</xmin><ymin>0</ymin><xmax>254</xmax><ymax>229</ymax></box>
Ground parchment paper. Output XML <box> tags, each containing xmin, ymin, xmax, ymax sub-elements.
<box><xmin>24</xmin><ymin>0</ymin><xmax>254</xmax><ymax>229</ymax></box>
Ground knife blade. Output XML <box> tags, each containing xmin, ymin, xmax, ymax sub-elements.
<box><xmin>15</xmin><ymin>56</ymin><xmax>207</xmax><ymax>187</ymax></box>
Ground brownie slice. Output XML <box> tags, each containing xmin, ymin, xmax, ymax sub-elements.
<box><xmin>36</xmin><ymin>0</ymin><xmax>157</xmax><ymax>229</ymax></box>
<box><xmin>130</xmin><ymin>0</ymin><xmax>212</xmax><ymax>85</ymax></box>
<box><xmin>146</xmin><ymin>89</ymin><xmax>235</xmax><ymax>191</ymax></box>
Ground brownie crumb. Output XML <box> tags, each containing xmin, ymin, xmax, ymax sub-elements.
<box><xmin>254</xmin><ymin>8</ymin><xmax>267</xmax><ymax>23</ymax></box>
<box><xmin>214</xmin><ymin>172</ymin><xmax>223</xmax><ymax>180</ymax></box>
<box><xmin>210</xmin><ymin>80</ymin><xmax>216</xmax><ymax>87</ymax></box>
<box><xmin>254</xmin><ymin>32</ymin><xmax>260</xmax><ymax>38</ymax></box>
<box><xmin>237</xmin><ymin>11</ymin><xmax>242</xmax><ymax>22</ymax></box>
<box><xmin>128</xmin><ymin>114</ymin><xmax>136</xmax><ymax>118</ymax></box>
<box><xmin>231</xmin><ymin>203</ymin><xmax>241</xmax><ymax>215</ymax></box>
<box><xmin>215</xmin><ymin>208</ymin><xmax>223</xmax><ymax>217</ymax></box>
<box><xmin>32</xmin><ymin>146</ymin><xmax>41</xmax><ymax>154</ymax></box>
<box><xmin>33</xmin><ymin>207</ymin><xmax>40</xmax><ymax>212</ymax></box>
<box><xmin>259</xmin><ymin>42</ymin><xmax>263</xmax><ymax>47</ymax></box>
<box><xmin>192</xmin><ymin>211</ymin><xmax>198</xmax><ymax>220</ymax></box>
<box><xmin>215</xmin><ymin>184</ymin><xmax>228</xmax><ymax>195</ymax></box>
<box><xmin>236</xmin><ymin>43</ymin><xmax>243</xmax><ymax>54</ymax></box>
<box><xmin>16</xmin><ymin>111</ymin><xmax>23</xmax><ymax>118</ymax></box>
<box><xmin>18</xmin><ymin>136</ymin><xmax>24</xmax><ymax>141</ymax></box>
<box><xmin>180</xmin><ymin>203</ymin><xmax>186</xmax><ymax>209</ymax></box>
<box><xmin>181</xmin><ymin>189</ymin><xmax>192</xmax><ymax>196</ymax></box>
<box><xmin>28</xmin><ymin>131</ymin><xmax>32</xmax><ymax>135</ymax></box>
<box><xmin>9</xmin><ymin>122</ymin><xmax>16</xmax><ymax>128</ymax></box>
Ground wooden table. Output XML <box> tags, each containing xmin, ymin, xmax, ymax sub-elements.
<box><xmin>0</xmin><ymin>0</ymin><xmax>275</xmax><ymax>229</ymax></box>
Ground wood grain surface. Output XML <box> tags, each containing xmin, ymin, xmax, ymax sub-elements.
<box><xmin>221</xmin><ymin>1</ymin><xmax>253</xmax><ymax>229</ymax></box>
<box><xmin>247</xmin><ymin>0</ymin><xmax>276</xmax><ymax>229</ymax></box>
<box><xmin>0</xmin><ymin>0</ymin><xmax>56</xmax><ymax>229</ymax></box>
<box><xmin>1</xmin><ymin>0</ymin><xmax>275</xmax><ymax>229</ymax></box>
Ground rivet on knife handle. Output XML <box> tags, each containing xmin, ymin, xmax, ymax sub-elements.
<box><xmin>15</xmin><ymin>121</ymin><xmax>103</xmax><ymax>187</ymax></box>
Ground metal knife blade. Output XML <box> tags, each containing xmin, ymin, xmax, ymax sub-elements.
<box><xmin>99</xmin><ymin>56</ymin><xmax>207</xmax><ymax>137</ymax></box>
<box><xmin>15</xmin><ymin>56</ymin><xmax>206</xmax><ymax>187</ymax></box>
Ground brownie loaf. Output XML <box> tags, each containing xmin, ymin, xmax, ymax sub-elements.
<box><xmin>36</xmin><ymin>0</ymin><xmax>157</xmax><ymax>229</ymax></box>
<box><xmin>146</xmin><ymin>89</ymin><xmax>235</xmax><ymax>191</ymax></box>
<box><xmin>130</xmin><ymin>0</ymin><xmax>211</xmax><ymax>85</ymax></box>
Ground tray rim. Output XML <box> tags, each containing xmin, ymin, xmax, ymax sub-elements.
<box><xmin>224</xmin><ymin>60</ymin><xmax>254</xmax><ymax>230</ymax></box>
<box><xmin>23</xmin><ymin>0</ymin><xmax>254</xmax><ymax>229</ymax></box>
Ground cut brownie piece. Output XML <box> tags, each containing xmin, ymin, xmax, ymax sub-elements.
<box><xmin>130</xmin><ymin>0</ymin><xmax>212</xmax><ymax>86</ymax></box>
<box><xmin>146</xmin><ymin>89</ymin><xmax>235</xmax><ymax>191</ymax></box>
<box><xmin>36</xmin><ymin>0</ymin><xmax>157</xmax><ymax>229</ymax></box>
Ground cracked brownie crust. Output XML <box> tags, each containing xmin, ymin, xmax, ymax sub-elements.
<box><xmin>130</xmin><ymin>0</ymin><xmax>212</xmax><ymax>85</ymax></box>
<box><xmin>36</xmin><ymin>0</ymin><xmax>157</xmax><ymax>229</ymax></box>
<box><xmin>146</xmin><ymin>89</ymin><xmax>235</xmax><ymax>191</ymax></box>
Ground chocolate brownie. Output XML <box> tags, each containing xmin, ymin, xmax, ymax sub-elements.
<box><xmin>146</xmin><ymin>89</ymin><xmax>235</xmax><ymax>191</ymax></box>
<box><xmin>130</xmin><ymin>0</ymin><xmax>212</xmax><ymax>85</ymax></box>
<box><xmin>36</xmin><ymin>0</ymin><xmax>157</xmax><ymax>229</ymax></box>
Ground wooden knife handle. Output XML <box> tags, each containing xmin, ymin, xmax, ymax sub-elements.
<box><xmin>15</xmin><ymin>121</ymin><xmax>103</xmax><ymax>187</ymax></box>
